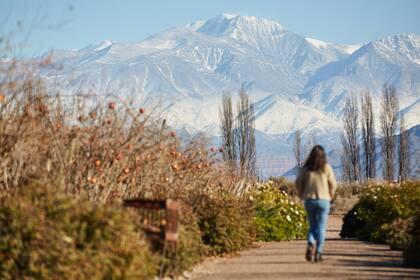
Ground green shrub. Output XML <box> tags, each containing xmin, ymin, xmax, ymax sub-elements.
<box><xmin>252</xmin><ymin>181</ymin><xmax>308</xmax><ymax>241</ymax></box>
<box><xmin>377</xmin><ymin>218</ymin><xmax>413</xmax><ymax>250</ymax></box>
<box><xmin>340</xmin><ymin>181</ymin><xmax>420</xmax><ymax>268</ymax></box>
<box><xmin>0</xmin><ymin>184</ymin><xmax>158</xmax><ymax>280</ymax></box>
<box><xmin>340</xmin><ymin>182</ymin><xmax>420</xmax><ymax>242</ymax></box>
<box><xmin>404</xmin><ymin>217</ymin><xmax>420</xmax><ymax>268</ymax></box>
<box><xmin>192</xmin><ymin>190</ymin><xmax>255</xmax><ymax>255</ymax></box>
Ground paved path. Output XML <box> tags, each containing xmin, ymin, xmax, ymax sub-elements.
<box><xmin>188</xmin><ymin>215</ymin><xmax>420</xmax><ymax>280</ymax></box>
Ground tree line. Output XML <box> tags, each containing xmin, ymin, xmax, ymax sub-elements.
<box><xmin>294</xmin><ymin>84</ymin><xmax>410</xmax><ymax>182</ymax></box>
<box><xmin>220</xmin><ymin>85</ymin><xmax>411</xmax><ymax>183</ymax></box>
<box><xmin>340</xmin><ymin>84</ymin><xmax>410</xmax><ymax>182</ymax></box>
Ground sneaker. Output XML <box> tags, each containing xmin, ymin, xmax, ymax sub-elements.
<box><xmin>305</xmin><ymin>243</ymin><xmax>314</xmax><ymax>262</ymax></box>
<box><xmin>314</xmin><ymin>252</ymin><xmax>323</xmax><ymax>263</ymax></box>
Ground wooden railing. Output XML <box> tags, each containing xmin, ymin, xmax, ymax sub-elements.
<box><xmin>123</xmin><ymin>198</ymin><xmax>179</xmax><ymax>243</ymax></box>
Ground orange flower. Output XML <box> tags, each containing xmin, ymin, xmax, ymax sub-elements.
<box><xmin>123</xmin><ymin>168</ymin><xmax>130</xmax><ymax>174</ymax></box>
<box><xmin>0</xmin><ymin>94</ymin><xmax>5</xmax><ymax>103</ymax></box>
<box><xmin>94</xmin><ymin>160</ymin><xmax>101</xmax><ymax>167</ymax></box>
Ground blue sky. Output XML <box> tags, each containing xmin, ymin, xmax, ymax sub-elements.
<box><xmin>1</xmin><ymin>0</ymin><xmax>419</xmax><ymax>56</ymax></box>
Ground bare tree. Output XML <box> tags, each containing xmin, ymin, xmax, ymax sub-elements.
<box><xmin>235</xmin><ymin>88</ymin><xmax>257</xmax><ymax>179</ymax></box>
<box><xmin>380</xmin><ymin>85</ymin><xmax>399</xmax><ymax>182</ymax></box>
<box><xmin>398</xmin><ymin>115</ymin><xmax>409</xmax><ymax>182</ymax></box>
<box><xmin>341</xmin><ymin>94</ymin><xmax>361</xmax><ymax>182</ymax></box>
<box><xmin>220</xmin><ymin>93</ymin><xmax>236</xmax><ymax>169</ymax></box>
<box><xmin>294</xmin><ymin>129</ymin><xmax>303</xmax><ymax>170</ymax></box>
<box><xmin>360</xmin><ymin>90</ymin><xmax>376</xmax><ymax>180</ymax></box>
<box><xmin>304</xmin><ymin>131</ymin><xmax>316</xmax><ymax>160</ymax></box>
<box><xmin>341</xmin><ymin>153</ymin><xmax>351</xmax><ymax>182</ymax></box>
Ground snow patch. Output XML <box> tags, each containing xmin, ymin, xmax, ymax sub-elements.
<box><xmin>306</xmin><ymin>38</ymin><xmax>329</xmax><ymax>49</ymax></box>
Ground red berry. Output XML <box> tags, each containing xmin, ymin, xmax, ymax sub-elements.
<box><xmin>170</xmin><ymin>131</ymin><xmax>176</xmax><ymax>137</ymax></box>
<box><xmin>108</xmin><ymin>102</ymin><xmax>116</xmax><ymax>110</ymax></box>
<box><xmin>115</xmin><ymin>153</ymin><xmax>123</xmax><ymax>161</ymax></box>
<box><xmin>171</xmin><ymin>163</ymin><xmax>180</xmax><ymax>172</ymax></box>
<box><xmin>139</xmin><ymin>108</ymin><xmax>145</xmax><ymax>114</ymax></box>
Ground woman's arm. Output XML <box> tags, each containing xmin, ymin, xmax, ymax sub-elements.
<box><xmin>326</xmin><ymin>164</ymin><xmax>337</xmax><ymax>199</ymax></box>
<box><xmin>295</xmin><ymin>168</ymin><xmax>305</xmax><ymax>199</ymax></box>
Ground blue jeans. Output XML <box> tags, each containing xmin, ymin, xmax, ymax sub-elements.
<box><xmin>304</xmin><ymin>199</ymin><xmax>330</xmax><ymax>254</ymax></box>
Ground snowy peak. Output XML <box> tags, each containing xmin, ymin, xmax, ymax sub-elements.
<box><xmin>196</xmin><ymin>14</ymin><xmax>287</xmax><ymax>39</ymax></box>
<box><xmin>38</xmin><ymin>14</ymin><xmax>419</xmax><ymax>130</ymax></box>
<box><xmin>371</xmin><ymin>33</ymin><xmax>420</xmax><ymax>64</ymax></box>
<box><xmin>301</xmin><ymin>32</ymin><xmax>420</xmax><ymax>120</ymax></box>
<box><xmin>80</xmin><ymin>40</ymin><xmax>114</xmax><ymax>52</ymax></box>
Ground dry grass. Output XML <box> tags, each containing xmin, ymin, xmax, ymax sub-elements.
<box><xmin>0</xmin><ymin>61</ymin><xmax>245</xmax><ymax>202</ymax></box>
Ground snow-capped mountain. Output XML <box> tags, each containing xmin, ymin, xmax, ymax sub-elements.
<box><xmin>38</xmin><ymin>14</ymin><xmax>420</xmax><ymax>178</ymax></box>
<box><xmin>301</xmin><ymin>33</ymin><xmax>420</xmax><ymax>123</ymax></box>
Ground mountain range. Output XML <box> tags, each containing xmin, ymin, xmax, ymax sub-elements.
<box><xmin>38</xmin><ymin>14</ymin><xmax>420</xmax><ymax>178</ymax></box>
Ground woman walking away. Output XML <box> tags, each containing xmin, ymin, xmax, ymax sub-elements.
<box><xmin>295</xmin><ymin>145</ymin><xmax>337</xmax><ymax>262</ymax></box>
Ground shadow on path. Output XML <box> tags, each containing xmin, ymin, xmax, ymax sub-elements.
<box><xmin>189</xmin><ymin>215</ymin><xmax>420</xmax><ymax>280</ymax></box>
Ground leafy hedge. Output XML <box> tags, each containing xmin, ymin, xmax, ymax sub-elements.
<box><xmin>340</xmin><ymin>181</ymin><xmax>420</xmax><ymax>267</ymax></box>
<box><xmin>0</xmin><ymin>184</ymin><xmax>158</xmax><ymax>280</ymax></box>
<box><xmin>252</xmin><ymin>181</ymin><xmax>308</xmax><ymax>241</ymax></box>
<box><xmin>0</xmin><ymin>180</ymin><xmax>316</xmax><ymax>278</ymax></box>
<box><xmin>192</xmin><ymin>190</ymin><xmax>255</xmax><ymax>255</ymax></box>
<box><xmin>0</xmin><ymin>184</ymin><xmax>259</xmax><ymax>278</ymax></box>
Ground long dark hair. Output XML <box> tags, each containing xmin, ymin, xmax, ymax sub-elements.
<box><xmin>304</xmin><ymin>145</ymin><xmax>327</xmax><ymax>171</ymax></box>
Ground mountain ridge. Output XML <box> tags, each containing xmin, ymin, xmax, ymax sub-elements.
<box><xmin>36</xmin><ymin>14</ymin><xmax>419</xmax><ymax>178</ymax></box>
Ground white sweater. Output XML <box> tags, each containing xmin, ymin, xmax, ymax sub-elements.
<box><xmin>295</xmin><ymin>164</ymin><xmax>337</xmax><ymax>201</ymax></box>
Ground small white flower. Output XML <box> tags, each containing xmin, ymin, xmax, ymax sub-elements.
<box><xmin>286</xmin><ymin>215</ymin><xmax>291</xmax><ymax>222</ymax></box>
<box><xmin>290</xmin><ymin>201</ymin><xmax>295</xmax><ymax>205</ymax></box>
<box><xmin>63</xmin><ymin>235</ymin><xmax>73</xmax><ymax>243</ymax></box>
